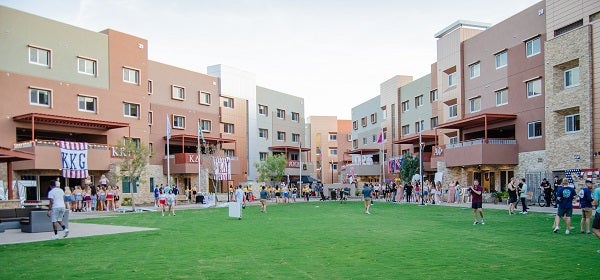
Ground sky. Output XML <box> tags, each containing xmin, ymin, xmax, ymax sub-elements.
<box><xmin>1</xmin><ymin>0</ymin><xmax>540</xmax><ymax>119</ymax></box>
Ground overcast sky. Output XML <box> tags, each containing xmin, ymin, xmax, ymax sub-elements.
<box><xmin>1</xmin><ymin>0</ymin><xmax>540</xmax><ymax>119</ymax></box>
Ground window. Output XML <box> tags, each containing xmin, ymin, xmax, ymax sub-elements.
<box><xmin>29</xmin><ymin>88</ymin><xmax>50</xmax><ymax>106</ymax></box>
<box><xmin>448</xmin><ymin>72</ymin><xmax>456</xmax><ymax>86</ymax></box>
<box><xmin>495</xmin><ymin>51</ymin><xmax>507</xmax><ymax>69</ymax></box>
<box><xmin>415</xmin><ymin>95</ymin><xmax>424</xmax><ymax>107</ymax></box>
<box><xmin>402</xmin><ymin>101</ymin><xmax>410</xmax><ymax>112</ymax></box>
<box><xmin>149</xmin><ymin>143</ymin><xmax>153</xmax><ymax>155</ymax></box>
<box><xmin>353</xmin><ymin>121</ymin><xmax>358</xmax><ymax>130</ymax></box>
<box><xmin>449</xmin><ymin>104</ymin><xmax>458</xmax><ymax>118</ymax></box>
<box><xmin>147</xmin><ymin>80</ymin><xmax>153</xmax><ymax>94</ymax></box>
<box><xmin>526</xmin><ymin>78</ymin><xmax>542</xmax><ymax>98</ymax></box>
<box><xmin>352</xmin><ymin>139</ymin><xmax>358</xmax><ymax>149</ymax></box>
<box><xmin>173</xmin><ymin>115</ymin><xmax>185</xmax><ymax>129</ymax></box>
<box><xmin>29</xmin><ymin>46</ymin><xmax>50</xmax><ymax>67</ymax></box>
<box><xmin>361</xmin><ymin>117</ymin><xmax>367</xmax><ymax>127</ymax></box>
<box><xmin>290</xmin><ymin>153</ymin><xmax>299</xmax><ymax>161</ymax></box>
<box><xmin>469</xmin><ymin>97</ymin><xmax>481</xmax><ymax>113</ymax></box>
<box><xmin>402</xmin><ymin>125</ymin><xmax>410</xmax><ymax>135</ymax></box>
<box><xmin>382</xmin><ymin>108</ymin><xmax>387</xmax><ymax>120</ymax></box>
<box><xmin>415</xmin><ymin>120</ymin><xmax>424</xmax><ymax>133</ymax></box>
<box><xmin>430</xmin><ymin>117</ymin><xmax>438</xmax><ymax>128</ymax></box>
<box><xmin>148</xmin><ymin>111</ymin><xmax>153</xmax><ymax>125</ymax></box>
<box><xmin>329</xmin><ymin>148</ymin><xmax>338</xmax><ymax>156</ymax></box>
<box><xmin>277</xmin><ymin>109</ymin><xmax>285</xmax><ymax>119</ymax></box>
<box><xmin>292</xmin><ymin>133</ymin><xmax>300</xmax><ymax>143</ymax></box>
<box><xmin>329</xmin><ymin>133</ymin><xmax>337</xmax><ymax>141</ymax></box>
<box><xmin>223</xmin><ymin>97</ymin><xmax>234</xmax><ymax>108</ymax></box>
<box><xmin>591</xmin><ymin>11</ymin><xmax>600</xmax><ymax>22</ymax></box>
<box><xmin>362</xmin><ymin>138</ymin><xmax>367</xmax><ymax>145</ymax></box>
<box><xmin>223</xmin><ymin>123</ymin><xmax>234</xmax><ymax>134</ymax></box>
<box><xmin>554</xmin><ymin>19</ymin><xmax>583</xmax><ymax>37</ymax></box>
<box><xmin>259</xmin><ymin>128</ymin><xmax>268</xmax><ymax>139</ymax></box>
<box><xmin>526</xmin><ymin>37</ymin><xmax>541</xmax><ymax>57</ymax></box>
<box><xmin>259</xmin><ymin>152</ymin><xmax>268</xmax><ymax>161</ymax></box>
<box><xmin>172</xmin><ymin>86</ymin><xmax>185</xmax><ymax>100</ymax></box>
<box><xmin>78</xmin><ymin>96</ymin><xmax>97</xmax><ymax>113</ymax></box>
<box><xmin>199</xmin><ymin>92</ymin><xmax>211</xmax><ymax>105</ymax></box>
<box><xmin>200</xmin><ymin>120</ymin><xmax>211</xmax><ymax>132</ymax></box>
<box><xmin>291</xmin><ymin>112</ymin><xmax>300</xmax><ymax>122</ymax></box>
<box><xmin>347</xmin><ymin>134</ymin><xmax>352</xmax><ymax>141</ymax></box>
<box><xmin>77</xmin><ymin>57</ymin><xmax>97</xmax><ymax>76</ymax></box>
<box><xmin>449</xmin><ymin>136</ymin><xmax>458</xmax><ymax>145</ymax></box>
<box><xmin>496</xmin><ymin>89</ymin><xmax>508</xmax><ymax>106</ymax></box>
<box><xmin>430</xmin><ymin>89</ymin><xmax>438</xmax><ymax>102</ymax></box>
<box><xmin>331</xmin><ymin>163</ymin><xmax>338</xmax><ymax>170</ymax></box>
<box><xmin>565</xmin><ymin>114</ymin><xmax>580</xmax><ymax>133</ymax></box>
<box><xmin>370</xmin><ymin>113</ymin><xmax>377</xmax><ymax>123</ymax></box>
<box><xmin>469</xmin><ymin>62</ymin><xmax>480</xmax><ymax>79</ymax></box>
<box><xmin>527</xmin><ymin>121</ymin><xmax>542</xmax><ymax>139</ymax></box>
<box><xmin>123</xmin><ymin>67</ymin><xmax>139</xmax><ymax>84</ymax></box>
<box><xmin>258</xmin><ymin>105</ymin><xmax>268</xmax><ymax>116</ymax></box>
<box><xmin>277</xmin><ymin>131</ymin><xmax>286</xmax><ymax>141</ymax></box>
<box><xmin>123</xmin><ymin>103</ymin><xmax>140</xmax><ymax>118</ymax></box>
<box><xmin>401</xmin><ymin>149</ymin><xmax>410</xmax><ymax>156</ymax></box>
<box><xmin>564</xmin><ymin>67</ymin><xmax>580</xmax><ymax>88</ymax></box>
<box><xmin>223</xmin><ymin>149</ymin><xmax>234</xmax><ymax>157</ymax></box>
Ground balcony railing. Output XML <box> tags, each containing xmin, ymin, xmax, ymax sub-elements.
<box><xmin>446</xmin><ymin>138</ymin><xmax>516</xmax><ymax>150</ymax></box>
<box><xmin>11</xmin><ymin>140</ymin><xmax>115</xmax><ymax>171</ymax></box>
<box><xmin>14</xmin><ymin>140</ymin><xmax>110</xmax><ymax>150</ymax></box>
<box><xmin>435</xmin><ymin>138</ymin><xmax>518</xmax><ymax>167</ymax></box>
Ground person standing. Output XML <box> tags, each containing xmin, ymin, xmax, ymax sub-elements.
<box><xmin>507</xmin><ymin>177</ymin><xmax>518</xmax><ymax>215</ymax></box>
<box><xmin>518</xmin><ymin>178</ymin><xmax>529</xmax><ymax>214</ymax></box>
<box><xmin>579</xmin><ymin>180</ymin><xmax>594</xmax><ymax>234</ymax></box>
<box><xmin>552</xmin><ymin>176</ymin><xmax>560</xmax><ymax>208</ymax></box>
<box><xmin>591</xmin><ymin>183</ymin><xmax>600</xmax><ymax>250</ymax></box>
<box><xmin>153</xmin><ymin>185</ymin><xmax>159</xmax><ymax>207</ymax></box>
<box><xmin>259</xmin><ymin>186</ymin><xmax>268</xmax><ymax>213</ymax></box>
<box><xmin>48</xmin><ymin>181</ymin><xmax>69</xmax><ymax>240</ymax></box>
<box><xmin>540</xmin><ymin>178</ymin><xmax>552</xmax><ymax>207</ymax></box>
<box><xmin>166</xmin><ymin>189</ymin><xmax>176</xmax><ymax>216</ymax></box>
<box><xmin>158</xmin><ymin>189</ymin><xmax>167</xmax><ymax>217</ymax></box>
<box><xmin>469</xmin><ymin>180</ymin><xmax>485</xmax><ymax>225</ymax></box>
<box><xmin>553</xmin><ymin>178</ymin><xmax>576</xmax><ymax>234</ymax></box>
<box><xmin>235</xmin><ymin>185</ymin><xmax>245</xmax><ymax>209</ymax></box>
<box><xmin>362</xmin><ymin>183</ymin><xmax>373</xmax><ymax>214</ymax></box>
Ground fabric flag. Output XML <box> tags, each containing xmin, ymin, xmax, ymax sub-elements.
<box><xmin>58</xmin><ymin>141</ymin><xmax>89</xmax><ymax>178</ymax></box>
<box><xmin>166</xmin><ymin>115</ymin><xmax>172</xmax><ymax>140</ymax></box>
<box><xmin>213</xmin><ymin>157</ymin><xmax>231</xmax><ymax>180</ymax></box>
<box><xmin>377</xmin><ymin>131</ymin><xmax>383</xmax><ymax>143</ymax></box>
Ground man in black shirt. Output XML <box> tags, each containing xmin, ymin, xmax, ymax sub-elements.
<box><xmin>540</xmin><ymin>178</ymin><xmax>551</xmax><ymax>207</ymax></box>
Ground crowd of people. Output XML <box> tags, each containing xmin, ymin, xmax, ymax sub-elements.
<box><xmin>59</xmin><ymin>175</ymin><xmax>122</xmax><ymax>212</ymax></box>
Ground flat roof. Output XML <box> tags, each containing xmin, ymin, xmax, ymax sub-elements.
<box><xmin>434</xmin><ymin>20</ymin><xmax>491</xmax><ymax>38</ymax></box>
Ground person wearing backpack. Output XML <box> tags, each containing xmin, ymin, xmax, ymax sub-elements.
<box><xmin>579</xmin><ymin>180</ymin><xmax>594</xmax><ymax>234</ymax></box>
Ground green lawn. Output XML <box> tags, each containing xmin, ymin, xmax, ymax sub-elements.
<box><xmin>1</xmin><ymin>202</ymin><xmax>598</xmax><ymax>279</ymax></box>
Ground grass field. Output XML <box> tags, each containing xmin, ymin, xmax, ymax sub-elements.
<box><xmin>1</xmin><ymin>201</ymin><xmax>598</xmax><ymax>279</ymax></box>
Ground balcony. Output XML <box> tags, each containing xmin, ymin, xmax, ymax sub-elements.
<box><xmin>342</xmin><ymin>163</ymin><xmax>382</xmax><ymax>176</ymax></box>
<box><xmin>284</xmin><ymin>161</ymin><xmax>315</xmax><ymax>177</ymax></box>
<box><xmin>163</xmin><ymin>153</ymin><xmax>241</xmax><ymax>175</ymax></box>
<box><xmin>434</xmin><ymin>138</ymin><xmax>518</xmax><ymax>167</ymax></box>
<box><xmin>12</xmin><ymin>140</ymin><xmax>115</xmax><ymax>171</ymax></box>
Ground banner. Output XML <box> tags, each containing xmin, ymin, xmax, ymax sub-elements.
<box><xmin>387</xmin><ymin>157</ymin><xmax>402</xmax><ymax>173</ymax></box>
<box><xmin>213</xmin><ymin>157</ymin><xmax>231</xmax><ymax>180</ymax></box>
<box><xmin>58</xmin><ymin>141</ymin><xmax>88</xmax><ymax>178</ymax></box>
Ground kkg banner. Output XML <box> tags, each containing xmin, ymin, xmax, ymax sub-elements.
<box><xmin>58</xmin><ymin>141</ymin><xmax>89</xmax><ymax>178</ymax></box>
<box><xmin>213</xmin><ymin>156</ymin><xmax>231</xmax><ymax>180</ymax></box>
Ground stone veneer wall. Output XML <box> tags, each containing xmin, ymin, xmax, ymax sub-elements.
<box><xmin>515</xmin><ymin>150</ymin><xmax>547</xmax><ymax>178</ymax></box>
<box><xmin>544</xmin><ymin>26</ymin><xmax>593</xmax><ymax>171</ymax></box>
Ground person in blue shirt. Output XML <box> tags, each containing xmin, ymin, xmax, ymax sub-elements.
<box><xmin>553</xmin><ymin>178</ymin><xmax>576</xmax><ymax>234</ymax></box>
<box><xmin>259</xmin><ymin>186</ymin><xmax>268</xmax><ymax>213</ymax></box>
<box><xmin>579</xmin><ymin>180</ymin><xmax>594</xmax><ymax>234</ymax></box>
<box><xmin>362</xmin><ymin>183</ymin><xmax>373</xmax><ymax>214</ymax></box>
<box><xmin>592</xmin><ymin>184</ymin><xmax>600</xmax><ymax>244</ymax></box>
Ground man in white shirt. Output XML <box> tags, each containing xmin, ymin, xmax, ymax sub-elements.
<box><xmin>235</xmin><ymin>185</ymin><xmax>245</xmax><ymax>208</ymax></box>
<box><xmin>48</xmin><ymin>181</ymin><xmax>69</xmax><ymax>239</ymax></box>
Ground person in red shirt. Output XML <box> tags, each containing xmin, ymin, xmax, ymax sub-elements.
<box><xmin>469</xmin><ymin>180</ymin><xmax>485</xmax><ymax>225</ymax></box>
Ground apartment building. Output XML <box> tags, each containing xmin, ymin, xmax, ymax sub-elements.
<box><xmin>348</xmin><ymin>97</ymin><xmax>385</xmax><ymax>183</ymax></box>
<box><xmin>256</xmin><ymin>86</ymin><xmax>311</xmax><ymax>185</ymax></box>
<box><xmin>307</xmin><ymin>116</ymin><xmax>351</xmax><ymax>184</ymax></box>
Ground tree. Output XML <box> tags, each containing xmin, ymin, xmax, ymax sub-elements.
<box><xmin>255</xmin><ymin>153</ymin><xmax>287</xmax><ymax>186</ymax></box>
<box><xmin>114</xmin><ymin>138</ymin><xmax>152</xmax><ymax>211</ymax></box>
<box><xmin>400</xmin><ymin>153</ymin><xmax>419</xmax><ymax>184</ymax></box>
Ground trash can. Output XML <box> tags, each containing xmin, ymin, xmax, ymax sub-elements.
<box><xmin>330</xmin><ymin>190</ymin><xmax>336</xmax><ymax>200</ymax></box>
<box><xmin>196</xmin><ymin>195</ymin><xmax>204</xmax><ymax>204</ymax></box>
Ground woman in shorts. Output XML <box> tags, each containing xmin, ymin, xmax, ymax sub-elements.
<box><xmin>74</xmin><ymin>186</ymin><xmax>83</xmax><ymax>212</ymax></box>
<box><xmin>106</xmin><ymin>186</ymin><xmax>115</xmax><ymax>211</ymax></box>
<box><xmin>158</xmin><ymin>189</ymin><xmax>167</xmax><ymax>216</ymax></box>
<box><xmin>166</xmin><ymin>190</ymin><xmax>176</xmax><ymax>216</ymax></box>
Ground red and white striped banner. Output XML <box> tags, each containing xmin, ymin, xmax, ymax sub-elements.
<box><xmin>58</xmin><ymin>141</ymin><xmax>89</xmax><ymax>178</ymax></box>
<box><xmin>213</xmin><ymin>156</ymin><xmax>231</xmax><ymax>181</ymax></box>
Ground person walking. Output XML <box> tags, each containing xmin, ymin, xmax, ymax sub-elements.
<box><xmin>507</xmin><ymin>177</ymin><xmax>518</xmax><ymax>215</ymax></box>
<box><xmin>579</xmin><ymin>180</ymin><xmax>594</xmax><ymax>234</ymax></box>
<box><xmin>166</xmin><ymin>189</ymin><xmax>176</xmax><ymax>216</ymax></box>
<box><xmin>260</xmin><ymin>186</ymin><xmax>268</xmax><ymax>213</ymax></box>
<box><xmin>362</xmin><ymin>183</ymin><xmax>373</xmax><ymax>214</ymax></box>
<box><xmin>48</xmin><ymin>181</ymin><xmax>69</xmax><ymax>240</ymax></box>
<box><xmin>553</xmin><ymin>178</ymin><xmax>576</xmax><ymax>234</ymax></box>
<box><xmin>158</xmin><ymin>189</ymin><xmax>167</xmax><ymax>216</ymax></box>
<box><xmin>518</xmin><ymin>178</ymin><xmax>529</xmax><ymax>214</ymax></box>
<box><xmin>235</xmin><ymin>185</ymin><xmax>245</xmax><ymax>208</ymax></box>
<box><xmin>469</xmin><ymin>180</ymin><xmax>485</xmax><ymax>225</ymax></box>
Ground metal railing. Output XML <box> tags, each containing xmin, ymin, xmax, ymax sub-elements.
<box><xmin>446</xmin><ymin>138</ymin><xmax>516</xmax><ymax>149</ymax></box>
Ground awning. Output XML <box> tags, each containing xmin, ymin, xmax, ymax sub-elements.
<box><xmin>0</xmin><ymin>146</ymin><xmax>35</xmax><ymax>163</ymax></box>
<box><xmin>345</xmin><ymin>148</ymin><xmax>380</xmax><ymax>155</ymax></box>
<box><xmin>300</xmin><ymin>176</ymin><xmax>318</xmax><ymax>183</ymax></box>
<box><xmin>269</xmin><ymin>145</ymin><xmax>311</xmax><ymax>152</ymax></box>
<box><xmin>13</xmin><ymin>113</ymin><xmax>129</xmax><ymax>130</ymax></box>
<box><xmin>435</xmin><ymin>113</ymin><xmax>517</xmax><ymax>130</ymax></box>
<box><xmin>163</xmin><ymin>134</ymin><xmax>236</xmax><ymax>144</ymax></box>
<box><xmin>393</xmin><ymin>133</ymin><xmax>437</xmax><ymax>145</ymax></box>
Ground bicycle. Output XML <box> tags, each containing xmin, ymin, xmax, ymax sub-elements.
<box><xmin>537</xmin><ymin>193</ymin><xmax>556</xmax><ymax>207</ymax></box>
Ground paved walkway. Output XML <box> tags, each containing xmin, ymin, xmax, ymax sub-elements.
<box><xmin>0</xmin><ymin>200</ymin><xmax>559</xmax><ymax>245</ymax></box>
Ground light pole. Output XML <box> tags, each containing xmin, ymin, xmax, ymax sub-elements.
<box><xmin>330</xmin><ymin>160</ymin><xmax>334</xmax><ymax>184</ymax></box>
<box><xmin>419</xmin><ymin>125</ymin><xmax>425</xmax><ymax>206</ymax></box>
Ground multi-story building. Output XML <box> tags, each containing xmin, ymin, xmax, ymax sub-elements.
<box><xmin>256</xmin><ymin>86</ymin><xmax>311</xmax><ymax>185</ymax></box>
<box><xmin>307</xmin><ymin>116</ymin><xmax>351</xmax><ymax>184</ymax></box>
<box><xmin>348</xmin><ymin>97</ymin><xmax>384</xmax><ymax>183</ymax></box>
